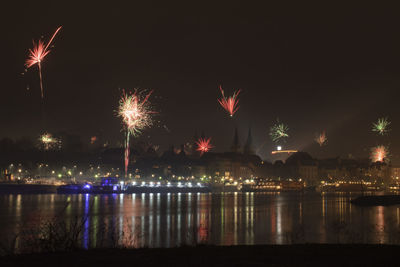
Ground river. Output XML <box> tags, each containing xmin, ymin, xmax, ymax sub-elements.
<box><xmin>1</xmin><ymin>192</ymin><xmax>400</xmax><ymax>250</ymax></box>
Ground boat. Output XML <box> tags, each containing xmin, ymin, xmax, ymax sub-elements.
<box><xmin>57</xmin><ymin>177</ymin><xmax>211</xmax><ymax>194</ymax></box>
<box><xmin>241</xmin><ymin>180</ymin><xmax>304</xmax><ymax>192</ymax></box>
<box><xmin>317</xmin><ymin>182</ymin><xmax>381</xmax><ymax>192</ymax></box>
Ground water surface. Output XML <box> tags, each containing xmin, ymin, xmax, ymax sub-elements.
<box><xmin>1</xmin><ymin>192</ymin><xmax>400</xmax><ymax>249</ymax></box>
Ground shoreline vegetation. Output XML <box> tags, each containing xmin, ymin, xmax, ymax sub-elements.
<box><xmin>1</xmin><ymin>244</ymin><xmax>400</xmax><ymax>266</ymax></box>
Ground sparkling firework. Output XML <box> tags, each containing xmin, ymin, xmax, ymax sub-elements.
<box><xmin>315</xmin><ymin>131</ymin><xmax>327</xmax><ymax>146</ymax></box>
<box><xmin>196</xmin><ymin>137</ymin><xmax>213</xmax><ymax>155</ymax></box>
<box><xmin>118</xmin><ymin>89</ymin><xmax>155</xmax><ymax>177</ymax></box>
<box><xmin>370</xmin><ymin>145</ymin><xmax>389</xmax><ymax>163</ymax></box>
<box><xmin>372</xmin><ymin>117</ymin><xmax>390</xmax><ymax>135</ymax></box>
<box><xmin>118</xmin><ymin>90</ymin><xmax>154</xmax><ymax>136</ymax></box>
<box><xmin>218</xmin><ymin>85</ymin><xmax>241</xmax><ymax>117</ymax></box>
<box><xmin>269</xmin><ymin>120</ymin><xmax>289</xmax><ymax>143</ymax></box>
<box><xmin>39</xmin><ymin>133</ymin><xmax>58</xmax><ymax>150</ymax></box>
<box><xmin>25</xmin><ymin>27</ymin><xmax>62</xmax><ymax>99</ymax></box>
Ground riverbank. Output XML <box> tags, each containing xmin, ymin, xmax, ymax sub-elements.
<box><xmin>1</xmin><ymin>244</ymin><xmax>399</xmax><ymax>266</ymax></box>
<box><xmin>0</xmin><ymin>183</ymin><xmax>57</xmax><ymax>194</ymax></box>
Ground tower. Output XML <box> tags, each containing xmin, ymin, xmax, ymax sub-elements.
<box><xmin>244</xmin><ymin>127</ymin><xmax>254</xmax><ymax>155</ymax></box>
<box><xmin>231</xmin><ymin>127</ymin><xmax>241</xmax><ymax>153</ymax></box>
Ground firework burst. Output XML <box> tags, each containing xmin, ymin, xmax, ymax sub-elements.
<box><xmin>218</xmin><ymin>85</ymin><xmax>241</xmax><ymax>117</ymax></box>
<box><xmin>372</xmin><ymin>117</ymin><xmax>390</xmax><ymax>135</ymax></box>
<box><xmin>196</xmin><ymin>137</ymin><xmax>213</xmax><ymax>155</ymax></box>
<box><xmin>39</xmin><ymin>133</ymin><xmax>59</xmax><ymax>150</ymax></box>
<box><xmin>269</xmin><ymin>120</ymin><xmax>289</xmax><ymax>143</ymax></box>
<box><xmin>370</xmin><ymin>145</ymin><xmax>389</xmax><ymax>163</ymax></box>
<box><xmin>315</xmin><ymin>131</ymin><xmax>327</xmax><ymax>146</ymax></box>
<box><xmin>25</xmin><ymin>27</ymin><xmax>62</xmax><ymax>99</ymax></box>
<box><xmin>118</xmin><ymin>90</ymin><xmax>154</xmax><ymax>136</ymax></box>
<box><xmin>118</xmin><ymin>89</ymin><xmax>155</xmax><ymax>177</ymax></box>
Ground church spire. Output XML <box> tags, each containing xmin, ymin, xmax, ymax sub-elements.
<box><xmin>231</xmin><ymin>127</ymin><xmax>240</xmax><ymax>153</ymax></box>
<box><xmin>244</xmin><ymin>127</ymin><xmax>254</xmax><ymax>154</ymax></box>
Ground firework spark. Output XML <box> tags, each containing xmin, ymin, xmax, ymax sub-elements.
<box><xmin>269</xmin><ymin>120</ymin><xmax>289</xmax><ymax>143</ymax></box>
<box><xmin>315</xmin><ymin>131</ymin><xmax>327</xmax><ymax>146</ymax></box>
<box><xmin>118</xmin><ymin>90</ymin><xmax>154</xmax><ymax>136</ymax></box>
<box><xmin>39</xmin><ymin>133</ymin><xmax>58</xmax><ymax>150</ymax></box>
<box><xmin>372</xmin><ymin>117</ymin><xmax>390</xmax><ymax>135</ymax></box>
<box><xmin>370</xmin><ymin>145</ymin><xmax>389</xmax><ymax>163</ymax></box>
<box><xmin>25</xmin><ymin>26</ymin><xmax>62</xmax><ymax>99</ymax></box>
<box><xmin>218</xmin><ymin>85</ymin><xmax>241</xmax><ymax>117</ymax></box>
<box><xmin>118</xmin><ymin>89</ymin><xmax>155</xmax><ymax>177</ymax></box>
<box><xmin>196</xmin><ymin>137</ymin><xmax>213</xmax><ymax>155</ymax></box>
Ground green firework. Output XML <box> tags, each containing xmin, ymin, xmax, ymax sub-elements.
<box><xmin>270</xmin><ymin>120</ymin><xmax>289</xmax><ymax>143</ymax></box>
<box><xmin>372</xmin><ymin>117</ymin><xmax>390</xmax><ymax>135</ymax></box>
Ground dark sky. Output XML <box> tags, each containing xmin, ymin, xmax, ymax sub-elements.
<box><xmin>1</xmin><ymin>1</ymin><xmax>400</xmax><ymax>162</ymax></box>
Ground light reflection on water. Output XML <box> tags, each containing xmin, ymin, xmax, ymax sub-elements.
<box><xmin>1</xmin><ymin>192</ymin><xmax>400</xmax><ymax>248</ymax></box>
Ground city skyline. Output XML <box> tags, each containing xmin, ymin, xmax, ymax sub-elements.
<box><xmin>1</xmin><ymin>2</ymin><xmax>400</xmax><ymax>162</ymax></box>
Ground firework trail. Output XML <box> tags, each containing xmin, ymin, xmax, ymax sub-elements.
<box><xmin>196</xmin><ymin>137</ymin><xmax>213</xmax><ymax>155</ymax></box>
<box><xmin>218</xmin><ymin>85</ymin><xmax>241</xmax><ymax>117</ymax></box>
<box><xmin>118</xmin><ymin>89</ymin><xmax>155</xmax><ymax>177</ymax></box>
<box><xmin>372</xmin><ymin>117</ymin><xmax>390</xmax><ymax>135</ymax></box>
<box><xmin>315</xmin><ymin>131</ymin><xmax>327</xmax><ymax>146</ymax></box>
<box><xmin>25</xmin><ymin>26</ymin><xmax>62</xmax><ymax>99</ymax></box>
<box><xmin>124</xmin><ymin>133</ymin><xmax>130</xmax><ymax>176</ymax></box>
<box><xmin>370</xmin><ymin>145</ymin><xmax>389</xmax><ymax>163</ymax></box>
<box><xmin>269</xmin><ymin>120</ymin><xmax>289</xmax><ymax>143</ymax></box>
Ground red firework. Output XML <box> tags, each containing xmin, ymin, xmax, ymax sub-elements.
<box><xmin>196</xmin><ymin>137</ymin><xmax>213</xmax><ymax>154</ymax></box>
<box><xmin>218</xmin><ymin>85</ymin><xmax>241</xmax><ymax>117</ymax></box>
<box><xmin>25</xmin><ymin>26</ymin><xmax>62</xmax><ymax>99</ymax></box>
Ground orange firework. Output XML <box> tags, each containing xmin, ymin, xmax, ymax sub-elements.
<box><xmin>25</xmin><ymin>26</ymin><xmax>62</xmax><ymax>99</ymax></box>
<box><xmin>218</xmin><ymin>85</ymin><xmax>241</xmax><ymax>117</ymax></box>
<box><xmin>196</xmin><ymin>137</ymin><xmax>213</xmax><ymax>155</ymax></box>
<box><xmin>315</xmin><ymin>131</ymin><xmax>327</xmax><ymax>146</ymax></box>
<box><xmin>370</xmin><ymin>145</ymin><xmax>389</xmax><ymax>163</ymax></box>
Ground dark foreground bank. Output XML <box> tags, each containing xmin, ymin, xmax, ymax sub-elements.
<box><xmin>1</xmin><ymin>244</ymin><xmax>399</xmax><ymax>267</ymax></box>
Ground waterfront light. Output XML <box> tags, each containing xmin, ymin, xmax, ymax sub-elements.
<box><xmin>83</xmin><ymin>184</ymin><xmax>91</xmax><ymax>190</ymax></box>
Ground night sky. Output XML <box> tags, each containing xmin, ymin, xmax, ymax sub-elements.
<box><xmin>1</xmin><ymin>2</ymin><xmax>400</xmax><ymax>162</ymax></box>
